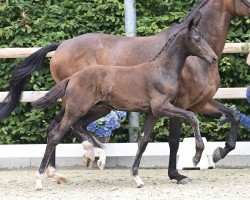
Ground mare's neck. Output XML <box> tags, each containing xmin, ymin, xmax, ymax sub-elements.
<box><xmin>197</xmin><ymin>0</ymin><xmax>232</xmax><ymax>57</ymax></box>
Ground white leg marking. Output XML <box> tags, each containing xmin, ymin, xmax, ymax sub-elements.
<box><xmin>96</xmin><ymin>147</ymin><xmax>106</xmax><ymax>170</ymax></box>
<box><xmin>133</xmin><ymin>175</ymin><xmax>144</xmax><ymax>188</ymax></box>
<box><xmin>35</xmin><ymin>172</ymin><xmax>46</xmax><ymax>191</ymax></box>
<box><xmin>46</xmin><ymin>166</ymin><xmax>68</xmax><ymax>184</ymax></box>
<box><xmin>82</xmin><ymin>141</ymin><xmax>95</xmax><ymax>161</ymax></box>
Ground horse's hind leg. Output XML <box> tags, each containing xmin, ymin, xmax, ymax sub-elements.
<box><xmin>77</xmin><ymin>106</ymin><xmax>111</xmax><ymax>169</ymax></box>
<box><xmin>168</xmin><ymin>117</ymin><xmax>191</xmax><ymax>184</ymax></box>
<box><xmin>35</xmin><ymin>112</ymin><xmax>81</xmax><ymax>191</ymax></box>
<box><xmin>190</xmin><ymin>99</ymin><xmax>240</xmax><ymax>163</ymax></box>
<box><xmin>69</xmin><ymin>108</ymin><xmax>111</xmax><ymax>169</ymax></box>
<box><xmin>42</xmin><ymin>109</ymin><xmax>68</xmax><ymax>185</ymax></box>
<box><xmin>131</xmin><ymin>114</ymin><xmax>158</xmax><ymax>188</ymax></box>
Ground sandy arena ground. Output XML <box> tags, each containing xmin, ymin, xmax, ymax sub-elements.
<box><xmin>0</xmin><ymin>168</ymin><xmax>249</xmax><ymax>200</ymax></box>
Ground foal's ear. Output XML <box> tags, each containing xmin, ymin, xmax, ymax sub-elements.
<box><xmin>188</xmin><ymin>18</ymin><xmax>195</xmax><ymax>31</ymax></box>
<box><xmin>188</xmin><ymin>12</ymin><xmax>202</xmax><ymax>31</ymax></box>
<box><xmin>193</xmin><ymin>12</ymin><xmax>202</xmax><ymax>27</ymax></box>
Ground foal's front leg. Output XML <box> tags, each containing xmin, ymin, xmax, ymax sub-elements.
<box><xmin>153</xmin><ymin>103</ymin><xmax>204</xmax><ymax>166</ymax></box>
<box><xmin>131</xmin><ymin>114</ymin><xmax>158</xmax><ymax>187</ymax></box>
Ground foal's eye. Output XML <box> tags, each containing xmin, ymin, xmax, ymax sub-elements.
<box><xmin>194</xmin><ymin>37</ymin><xmax>200</xmax><ymax>42</ymax></box>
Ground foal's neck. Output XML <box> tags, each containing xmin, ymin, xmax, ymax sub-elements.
<box><xmin>153</xmin><ymin>30</ymin><xmax>189</xmax><ymax>79</ymax></box>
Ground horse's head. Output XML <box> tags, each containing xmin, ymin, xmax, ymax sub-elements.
<box><xmin>185</xmin><ymin>14</ymin><xmax>218</xmax><ymax>65</ymax></box>
<box><xmin>226</xmin><ymin>0</ymin><xmax>250</xmax><ymax>16</ymax></box>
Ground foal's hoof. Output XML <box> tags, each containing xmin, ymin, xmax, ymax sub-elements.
<box><xmin>213</xmin><ymin>147</ymin><xmax>223</xmax><ymax>163</ymax></box>
<box><xmin>133</xmin><ymin>175</ymin><xmax>144</xmax><ymax>188</ymax></box>
<box><xmin>34</xmin><ymin>182</ymin><xmax>43</xmax><ymax>191</ymax></box>
<box><xmin>177</xmin><ymin>177</ymin><xmax>192</xmax><ymax>185</ymax></box>
<box><xmin>34</xmin><ymin>186</ymin><xmax>43</xmax><ymax>191</ymax></box>
<box><xmin>56</xmin><ymin>176</ymin><xmax>68</xmax><ymax>184</ymax></box>
<box><xmin>137</xmin><ymin>183</ymin><xmax>144</xmax><ymax>188</ymax></box>
<box><xmin>192</xmin><ymin>157</ymin><xmax>200</xmax><ymax>166</ymax></box>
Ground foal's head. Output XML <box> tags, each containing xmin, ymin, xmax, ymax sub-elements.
<box><xmin>185</xmin><ymin>15</ymin><xmax>218</xmax><ymax>65</ymax></box>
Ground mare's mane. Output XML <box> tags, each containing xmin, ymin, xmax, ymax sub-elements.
<box><xmin>151</xmin><ymin>0</ymin><xmax>209</xmax><ymax>61</ymax></box>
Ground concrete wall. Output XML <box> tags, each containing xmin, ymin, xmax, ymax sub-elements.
<box><xmin>0</xmin><ymin>142</ymin><xmax>249</xmax><ymax>169</ymax></box>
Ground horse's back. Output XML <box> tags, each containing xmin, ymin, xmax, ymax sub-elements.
<box><xmin>50</xmin><ymin>32</ymin><xmax>166</xmax><ymax>83</ymax></box>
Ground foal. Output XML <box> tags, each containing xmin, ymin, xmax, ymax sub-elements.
<box><xmin>32</xmin><ymin>16</ymin><xmax>217</xmax><ymax>190</ymax></box>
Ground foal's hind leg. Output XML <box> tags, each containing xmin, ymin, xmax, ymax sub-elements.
<box><xmin>153</xmin><ymin>103</ymin><xmax>204</xmax><ymax>167</ymax></box>
<box><xmin>35</xmin><ymin>113</ymin><xmax>81</xmax><ymax>190</ymax></box>
<box><xmin>131</xmin><ymin>114</ymin><xmax>158</xmax><ymax>188</ymax></box>
<box><xmin>43</xmin><ymin>109</ymin><xmax>68</xmax><ymax>185</ymax></box>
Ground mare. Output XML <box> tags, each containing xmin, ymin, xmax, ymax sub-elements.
<box><xmin>31</xmin><ymin>16</ymin><xmax>217</xmax><ymax>190</ymax></box>
<box><xmin>0</xmin><ymin>0</ymin><xmax>249</xmax><ymax>184</ymax></box>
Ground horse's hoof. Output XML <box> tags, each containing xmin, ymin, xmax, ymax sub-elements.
<box><xmin>34</xmin><ymin>182</ymin><xmax>43</xmax><ymax>191</ymax></box>
<box><xmin>137</xmin><ymin>183</ymin><xmax>144</xmax><ymax>188</ymax></box>
<box><xmin>83</xmin><ymin>156</ymin><xmax>92</xmax><ymax>168</ymax></box>
<box><xmin>177</xmin><ymin>177</ymin><xmax>192</xmax><ymax>185</ymax></box>
<box><xmin>56</xmin><ymin>176</ymin><xmax>68</xmax><ymax>184</ymax></box>
<box><xmin>192</xmin><ymin>157</ymin><xmax>199</xmax><ymax>166</ymax></box>
<box><xmin>213</xmin><ymin>147</ymin><xmax>223</xmax><ymax>163</ymax></box>
<box><xmin>133</xmin><ymin>175</ymin><xmax>144</xmax><ymax>188</ymax></box>
<box><xmin>97</xmin><ymin>160</ymin><xmax>105</xmax><ymax>170</ymax></box>
<box><xmin>34</xmin><ymin>186</ymin><xmax>43</xmax><ymax>191</ymax></box>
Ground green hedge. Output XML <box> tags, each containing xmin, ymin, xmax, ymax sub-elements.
<box><xmin>0</xmin><ymin>0</ymin><xmax>249</xmax><ymax>144</ymax></box>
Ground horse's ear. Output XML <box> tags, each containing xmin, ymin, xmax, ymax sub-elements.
<box><xmin>188</xmin><ymin>12</ymin><xmax>201</xmax><ymax>31</ymax></box>
<box><xmin>193</xmin><ymin>11</ymin><xmax>202</xmax><ymax>27</ymax></box>
<box><xmin>188</xmin><ymin>18</ymin><xmax>195</xmax><ymax>31</ymax></box>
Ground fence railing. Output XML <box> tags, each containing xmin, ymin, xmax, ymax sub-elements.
<box><xmin>0</xmin><ymin>43</ymin><xmax>249</xmax><ymax>101</ymax></box>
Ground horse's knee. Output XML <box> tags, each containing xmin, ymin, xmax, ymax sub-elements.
<box><xmin>196</xmin><ymin>142</ymin><xmax>205</xmax><ymax>152</ymax></box>
<box><xmin>232</xmin><ymin>112</ymin><xmax>240</xmax><ymax>124</ymax></box>
<box><xmin>226</xmin><ymin>142</ymin><xmax>236</xmax><ymax>151</ymax></box>
<box><xmin>186</xmin><ymin>111</ymin><xmax>199</xmax><ymax>125</ymax></box>
<box><xmin>47</xmin><ymin>131</ymin><xmax>61</xmax><ymax>146</ymax></box>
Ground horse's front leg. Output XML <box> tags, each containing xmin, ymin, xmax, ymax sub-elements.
<box><xmin>168</xmin><ymin>117</ymin><xmax>191</xmax><ymax>184</ymax></box>
<box><xmin>191</xmin><ymin>99</ymin><xmax>240</xmax><ymax>163</ymax></box>
<box><xmin>153</xmin><ymin>102</ymin><xmax>204</xmax><ymax>168</ymax></box>
<box><xmin>131</xmin><ymin>114</ymin><xmax>158</xmax><ymax>188</ymax></box>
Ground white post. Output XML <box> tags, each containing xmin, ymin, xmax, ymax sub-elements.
<box><xmin>247</xmin><ymin>52</ymin><xmax>250</xmax><ymax>66</ymax></box>
<box><xmin>124</xmin><ymin>0</ymin><xmax>139</xmax><ymax>142</ymax></box>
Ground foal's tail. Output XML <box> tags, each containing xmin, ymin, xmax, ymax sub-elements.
<box><xmin>32</xmin><ymin>78</ymin><xmax>70</xmax><ymax>109</ymax></box>
<box><xmin>0</xmin><ymin>43</ymin><xmax>60</xmax><ymax>120</ymax></box>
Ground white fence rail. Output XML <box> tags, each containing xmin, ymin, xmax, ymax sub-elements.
<box><xmin>0</xmin><ymin>43</ymin><xmax>249</xmax><ymax>58</ymax></box>
<box><xmin>0</xmin><ymin>87</ymin><xmax>247</xmax><ymax>103</ymax></box>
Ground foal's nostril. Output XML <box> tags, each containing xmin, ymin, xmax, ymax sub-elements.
<box><xmin>212</xmin><ymin>56</ymin><xmax>217</xmax><ymax>63</ymax></box>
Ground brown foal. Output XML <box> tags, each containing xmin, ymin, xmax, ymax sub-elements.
<box><xmin>32</xmin><ymin>16</ymin><xmax>217</xmax><ymax>190</ymax></box>
<box><xmin>1</xmin><ymin>0</ymin><xmax>249</xmax><ymax>184</ymax></box>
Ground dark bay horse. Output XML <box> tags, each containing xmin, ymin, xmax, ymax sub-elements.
<box><xmin>32</xmin><ymin>16</ymin><xmax>217</xmax><ymax>190</ymax></box>
<box><xmin>0</xmin><ymin>0</ymin><xmax>249</xmax><ymax>184</ymax></box>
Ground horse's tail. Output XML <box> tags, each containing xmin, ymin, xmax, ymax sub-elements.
<box><xmin>32</xmin><ymin>78</ymin><xmax>70</xmax><ymax>109</ymax></box>
<box><xmin>0</xmin><ymin>43</ymin><xmax>60</xmax><ymax>120</ymax></box>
